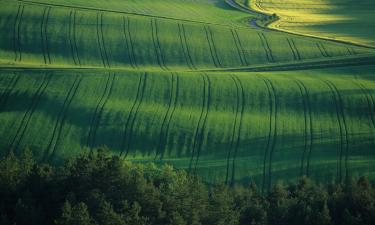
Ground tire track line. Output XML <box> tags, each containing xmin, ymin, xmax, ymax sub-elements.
<box><xmin>86</xmin><ymin>73</ymin><xmax>115</xmax><ymax>150</ymax></box>
<box><xmin>0</xmin><ymin>73</ymin><xmax>20</xmax><ymax>110</ymax></box>
<box><xmin>327</xmin><ymin>80</ymin><xmax>350</xmax><ymax>181</ymax></box>
<box><xmin>100</xmin><ymin>12</ymin><xmax>110</xmax><ymax>68</ymax></box>
<box><xmin>230</xmin><ymin>75</ymin><xmax>245</xmax><ymax>185</ymax></box>
<box><xmin>287</xmin><ymin>38</ymin><xmax>297</xmax><ymax>61</ymax></box>
<box><xmin>231</xmin><ymin>29</ymin><xmax>245</xmax><ymax>66</ymax></box>
<box><xmin>155</xmin><ymin>73</ymin><xmax>179</xmax><ymax>160</ymax></box>
<box><xmin>257</xmin><ymin>33</ymin><xmax>274</xmax><ymax>63</ymax></box>
<box><xmin>257</xmin><ymin>75</ymin><xmax>277</xmax><ymax>192</ymax></box>
<box><xmin>40</xmin><ymin>7</ymin><xmax>51</xmax><ymax>64</ymax></box>
<box><xmin>316</xmin><ymin>43</ymin><xmax>330</xmax><ymax>58</ymax></box>
<box><xmin>8</xmin><ymin>74</ymin><xmax>51</xmax><ymax>152</ymax></box>
<box><xmin>122</xmin><ymin>16</ymin><xmax>137</xmax><ymax>69</ymax></box>
<box><xmin>73</xmin><ymin>10</ymin><xmax>80</xmax><ymax>66</ymax></box>
<box><xmin>294</xmin><ymin>79</ymin><xmax>313</xmax><ymax>176</ymax></box>
<box><xmin>193</xmin><ymin>74</ymin><xmax>211</xmax><ymax>174</ymax></box>
<box><xmin>121</xmin><ymin>73</ymin><xmax>147</xmax><ymax>158</ymax></box>
<box><xmin>151</xmin><ymin>19</ymin><xmax>168</xmax><ymax>71</ymax></box>
<box><xmin>204</xmin><ymin>26</ymin><xmax>221</xmax><ymax>68</ymax></box>
<box><xmin>188</xmin><ymin>73</ymin><xmax>209</xmax><ymax>173</ymax></box>
<box><xmin>225</xmin><ymin>75</ymin><xmax>240</xmax><ymax>184</ymax></box>
<box><xmin>291</xmin><ymin>39</ymin><xmax>301</xmax><ymax>60</ymax></box>
<box><xmin>14</xmin><ymin>4</ymin><xmax>24</xmax><ymax>62</ymax></box>
<box><xmin>178</xmin><ymin>23</ymin><xmax>195</xmax><ymax>70</ymax></box>
<box><xmin>233</xmin><ymin>29</ymin><xmax>249</xmax><ymax>65</ymax></box>
<box><xmin>354</xmin><ymin>79</ymin><xmax>375</xmax><ymax>129</ymax></box>
<box><xmin>322</xmin><ymin>80</ymin><xmax>347</xmax><ymax>182</ymax></box>
<box><xmin>96</xmin><ymin>12</ymin><xmax>107</xmax><ymax>68</ymax></box>
<box><xmin>40</xmin><ymin>7</ymin><xmax>47</xmax><ymax>64</ymax></box>
<box><xmin>44</xmin><ymin>74</ymin><xmax>82</xmax><ymax>161</ymax></box>
<box><xmin>297</xmin><ymin>80</ymin><xmax>314</xmax><ymax>176</ymax></box>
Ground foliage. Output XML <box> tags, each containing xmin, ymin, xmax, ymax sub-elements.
<box><xmin>0</xmin><ymin>149</ymin><xmax>375</xmax><ymax>225</ymax></box>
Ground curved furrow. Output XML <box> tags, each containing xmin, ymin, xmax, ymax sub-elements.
<box><xmin>155</xmin><ymin>73</ymin><xmax>179</xmax><ymax>161</ymax></box>
<box><xmin>40</xmin><ymin>7</ymin><xmax>48</xmax><ymax>64</ymax></box>
<box><xmin>100</xmin><ymin>13</ymin><xmax>110</xmax><ymax>68</ymax></box>
<box><xmin>258</xmin><ymin>33</ymin><xmax>274</xmax><ymax>63</ymax></box>
<box><xmin>178</xmin><ymin>23</ymin><xmax>194</xmax><ymax>70</ymax></box>
<box><xmin>43</xmin><ymin>75</ymin><xmax>82</xmax><ymax>161</ymax></box>
<box><xmin>294</xmin><ymin>79</ymin><xmax>309</xmax><ymax>176</ymax></box>
<box><xmin>14</xmin><ymin>4</ymin><xmax>24</xmax><ymax>62</ymax></box>
<box><xmin>188</xmin><ymin>74</ymin><xmax>208</xmax><ymax>173</ymax></box>
<box><xmin>180</xmin><ymin>23</ymin><xmax>196</xmax><ymax>70</ymax></box>
<box><xmin>296</xmin><ymin>80</ymin><xmax>314</xmax><ymax>176</ymax></box>
<box><xmin>266</xmin><ymin>78</ymin><xmax>277</xmax><ymax>191</ymax></box>
<box><xmin>287</xmin><ymin>38</ymin><xmax>298</xmax><ymax>61</ymax></box>
<box><xmin>328</xmin><ymin>80</ymin><xmax>350</xmax><ymax>181</ymax></box>
<box><xmin>151</xmin><ymin>19</ymin><xmax>168</xmax><ymax>71</ymax></box>
<box><xmin>8</xmin><ymin>74</ymin><xmax>51</xmax><ymax>153</ymax></box>
<box><xmin>231</xmin><ymin>29</ymin><xmax>245</xmax><ymax>66</ymax></box>
<box><xmin>257</xmin><ymin>75</ymin><xmax>274</xmax><ymax>193</ymax></box>
<box><xmin>68</xmin><ymin>10</ymin><xmax>77</xmax><ymax>65</ymax></box>
<box><xmin>96</xmin><ymin>12</ymin><xmax>107</xmax><ymax>68</ymax></box>
<box><xmin>0</xmin><ymin>73</ymin><xmax>20</xmax><ymax>110</ymax></box>
<box><xmin>233</xmin><ymin>29</ymin><xmax>249</xmax><ymax>66</ymax></box>
<box><xmin>89</xmin><ymin>73</ymin><xmax>116</xmax><ymax>150</ymax></box>
<box><xmin>322</xmin><ymin>80</ymin><xmax>345</xmax><ymax>182</ymax></box>
<box><xmin>45</xmin><ymin>7</ymin><xmax>51</xmax><ymax>64</ymax></box>
<box><xmin>86</xmin><ymin>73</ymin><xmax>113</xmax><ymax>149</ymax></box>
<box><xmin>354</xmin><ymin>80</ymin><xmax>375</xmax><ymax>129</ymax></box>
<box><xmin>193</xmin><ymin>74</ymin><xmax>211</xmax><ymax>174</ymax></box>
<box><xmin>73</xmin><ymin>10</ymin><xmax>80</xmax><ymax>66</ymax></box>
<box><xmin>120</xmin><ymin>73</ymin><xmax>143</xmax><ymax>157</ymax></box>
<box><xmin>13</xmin><ymin>4</ymin><xmax>22</xmax><ymax>62</ymax></box>
<box><xmin>122</xmin><ymin>16</ymin><xmax>137</xmax><ymax>69</ymax></box>
<box><xmin>122</xmin><ymin>73</ymin><xmax>148</xmax><ymax>158</ymax></box>
<box><xmin>225</xmin><ymin>75</ymin><xmax>241</xmax><ymax>184</ymax></box>
<box><xmin>291</xmin><ymin>39</ymin><xmax>301</xmax><ymax>60</ymax></box>
<box><xmin>230</xmin><ymin>75</ymin><xmax>245</xmax><ymax>185</ymax></box>
<box><xmin>204</xmin><ymin>26</ymin><xmax>221</xmax><ymax>68</ymax></box>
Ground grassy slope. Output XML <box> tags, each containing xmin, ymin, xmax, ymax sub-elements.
<box><xmin>0</xmin><ymin>67</ymin><xmax>374</xmax><ymax>186</ymax></box>
<box><xmin>250</xmin><ymin>0</ymin><xmax>375</xmax><ymax>47</ymax></box>
<box><xmin>0</xmin><ymin>0</ymin><xmax>374</xmax><ymax>187</ymax></box>
<box><xmin>0</xmin><ymin>0</ymin><xmax>372</xmax><ymax>70</ymax></box>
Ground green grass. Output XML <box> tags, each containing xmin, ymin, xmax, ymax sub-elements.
<box><xmin>0</xmin><ymin>66</ymin><xmax>374</xmax><ymax>186</ymax></box>
<box><xmin>0</xmin><ymin>0</ymin><xmax>374</xmax><ymax>188</ymax></box>
<box><xmin>250</xmin><ymin>0</ymin><xmax>375</xmax><ymax>47</ymax></box>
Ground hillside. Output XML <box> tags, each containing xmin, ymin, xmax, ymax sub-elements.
<box><xmin>0</xmin><ymin>0</ymin><xmax>374</xmax><ymax>188</ymax></box>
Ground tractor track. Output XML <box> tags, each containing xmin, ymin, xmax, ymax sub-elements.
<box><xmin>121</xmin><ymin>73</ymin><xmax>147</xmax><ymax>158</ymax></box>
<box><xmin>8</xmin><ymin>74</ymin><xmax>51</xmax><ymax>152</ymax></box>
<box><xmin>258</xmin><ymin>75</ymin><xmax>277</xmax><ymax>192</ymax></box>
<box><xmin>230</xmin><ymin>75</ymin><xmax>245</xmax><ymax>185</ymax></box>
<box><xmin>122</xmin><ymin>17</ymin><xmax>137</xmax><ymax>69</ymax></box>
<box><xmin>188</xmin><ymin>73</ymin><xmax>210</xmax><ymax>173</ymax></box>
<box><xmin>204</xmin><ymin>26</ymin><xmax>221</xmax><ymax>68</ymax></box>
<box><xmin>193</xmin><ymin>74</ymin><xmax>211</xmax><ymax>174</ymax></box>
<box><xmin>258</xmin><ymin>33</ymin><xmax>274</xmax><ymax>63</ymax></box>
<box><xmin>155</xmin><ymin>73</ymin><xmax>179</xmax><ymax>161</ymax></box>
<box><xmin>40</xmin><ymin>7</ymin><xmax>51</xmax><ymax>64</ymax></box>
<box><xmin>231</xmin><ymin>29</ymin><xmax>246</xmax><ymax>66</ymax></box>
<box><xmin>96</xmin><ymin>12</ymin><xmax>108</xmax><ymax>68</ymax></box>
<box><xmin>13</xmin><ymin>4</ymin><xmax>24</xmax><ymax>62</ymax></box>
<box><xmin>323</xmin><ymin>80</ymin><xmax>349</xmax><ymax>182</ymax></box>
<box><xmin>86</xmin><ymin>73</ymin><xmax>115</xmax><ymax>150</ymax></box>
<box><xmin>151</xmin><ymin>19</ymin><xmax>168</xmax><ymax>71</ymax></box>
<box><xmin>44</xmin><ymin>74</ymin><xmax>82</xmax><ymax>161</ymax></box>
<box><xmin>178</xmin><ymin>23</ymin><xmax>196</xmax><ymax>70</ymax></box>
<box><xmin>0</xmin><ymin>73</ymin><xmax>21</xmax><ymax>110</ymax></box>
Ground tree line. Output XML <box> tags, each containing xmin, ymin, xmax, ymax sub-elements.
<box><xmin>0</xmin><ymin>148</ymin><xmax>374</xmax><ymax>225</ymax></box>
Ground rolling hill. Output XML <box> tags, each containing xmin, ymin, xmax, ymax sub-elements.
<box><xmin>0</xmin><ymin>0</ymin><xmax>374</xmax><ymax>189</ymax></box>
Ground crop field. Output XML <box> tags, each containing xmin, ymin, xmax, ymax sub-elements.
<box><xmin>0</xmin><ymin>0</ymin><xmax>374</xmax><ymax>188</ymax></box>
<box><xmin>250</xmin><ymin>0</ymin><xmax>375</xmax><ymax>47</ymax></box>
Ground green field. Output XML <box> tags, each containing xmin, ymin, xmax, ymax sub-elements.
<box><xmin>249</xmin><ymin>0</ymin><xmax>375</xmax><ymax>47</ymax></box>
<box><xmin>0</xmin><ymin>0</ymin><xmax>374</xmax><ymax>188</ymax></box>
